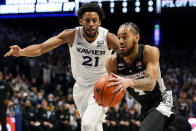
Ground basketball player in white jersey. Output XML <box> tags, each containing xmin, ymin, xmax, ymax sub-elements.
<box><xmin>4</xmin><ymin>3</ymin><xmax>119</xmax><ymax>131</ymax></box>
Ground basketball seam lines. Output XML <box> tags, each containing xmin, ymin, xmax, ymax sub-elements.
<box><xmin>101</xmin><ymin>76</ymin><xmax>110</xmax><ymax>106</ymax></box>
<box><xmin>109</xmin><ymin>85</ymin><xmax>115</xmax><ymax>107</ymax></box>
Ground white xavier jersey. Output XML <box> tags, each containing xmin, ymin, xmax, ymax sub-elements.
<box><xmin>69</xmin><ymin>26</ymin><xmax>112</xmax><ymax>88</ymax></box>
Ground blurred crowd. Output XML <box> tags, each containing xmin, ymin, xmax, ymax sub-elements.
<box><xmin>0</xmin><ymin>23</ymin><xmax>196</xmax><ymax>131</ymax></box>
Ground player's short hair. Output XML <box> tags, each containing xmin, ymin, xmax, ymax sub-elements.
<box><xmin>119</xmin><ymin>22</ymin><xmax>140</xmax><ymax>35</ymax></box>
<box><xmin>77</xmin><ymin>3</ymin><xmax>105</xmax><ymax>21</ymax></box>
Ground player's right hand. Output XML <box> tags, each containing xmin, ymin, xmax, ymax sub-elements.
<box><xmin>4</xmin><ymin>45</ymin><xmax>21</xmax><ymax>57</ymax></box>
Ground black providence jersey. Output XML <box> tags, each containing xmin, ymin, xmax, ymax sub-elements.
<box><xmin>117</xmin><ymin>44</ymin><xmax>168</xmax><ymax>115</ymax></box>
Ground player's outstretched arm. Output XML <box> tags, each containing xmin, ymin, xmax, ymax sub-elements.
<box><xmin>4</xmin><ymin>29</ymin><xmax>75</xmax><ymax>57</ymax></box>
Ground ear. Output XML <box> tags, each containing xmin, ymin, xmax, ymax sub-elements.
<box><xmin>135</xmin><ymin>34</ymin><xmax>140</xmax><ymax>41</ymax></box>
<box><xmin>79</xmin><ymin>19</ymin><xmax>82</xmax><ymax>25</ymax></box>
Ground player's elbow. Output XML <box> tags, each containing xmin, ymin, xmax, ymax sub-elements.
<box><xmin>148</xmin><ymin>85</ymin><xmax>154</xmax><ymax>91</ymax></box>
<box><xmin>39</xmin><ymin>44</ymin><xmax>48</xmax><ymax>56</ymax></box>
<box><xmin>148</xmin><ymin>82</ymin><xmax>156</xmax><ymax>91</ymax></box>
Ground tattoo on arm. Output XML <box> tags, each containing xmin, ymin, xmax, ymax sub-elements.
<box><xmin>132</xmin><ymin>74</ymin><xmax>154</xmax><ymax>91</ymax></box>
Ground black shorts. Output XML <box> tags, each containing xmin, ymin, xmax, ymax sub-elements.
<box><xmin>139</xmin><ymin>109</ymin><xmax>171</xmax><ymax>131</ymax></box>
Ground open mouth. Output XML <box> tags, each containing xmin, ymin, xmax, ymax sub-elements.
<box><xmin>87</xmin><ymin>28</ymin><xmax>95</xmax><ymax>33</ymax></box>
<box><xmin>120</xmin><ymin>45</ymin><xmax>125</xmax><ymax>49</ymax></box>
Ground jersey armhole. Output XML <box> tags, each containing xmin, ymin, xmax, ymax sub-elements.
<box><xmin>100</xmin><ymin>27</ymin><xmax>109</xmax><ymax>49</ymax></box>
<box><xmin>71</xmin><ymin>27</ymin><xmax>81</xmax><ymax>48</ymax></box>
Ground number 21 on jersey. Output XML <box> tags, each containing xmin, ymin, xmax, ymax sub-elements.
<box><xmin>82</xmin><ymin>56</ymin><xmax>99</xmax><ymax>67</ymax></box>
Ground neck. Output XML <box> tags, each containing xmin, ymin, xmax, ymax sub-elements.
<box><xmin>123</xmin><ymin>43</ymin><xmax>139</xmax><ymax>64</ymax></box>
<box><xmin>83</xmin><ymin>30</ymin><xmax>98</xmax><ymax>43</ymax></box>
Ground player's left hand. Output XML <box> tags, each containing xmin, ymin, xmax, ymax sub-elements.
<box><xmin>108</xmin><ymin>73</ymin><xmax>133</xmax><ymax>95</ymax></box>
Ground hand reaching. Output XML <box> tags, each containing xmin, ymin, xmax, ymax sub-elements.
<box><xmin>4</xmin><ymin>45</ymin><xmax>21</xmax><ymax>57</ymax></box>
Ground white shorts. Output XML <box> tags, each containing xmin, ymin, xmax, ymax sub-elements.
<box><xmin>73</xmin><ymin>82</ymin><xmax>107</xmax><ymax>124</ymax></box>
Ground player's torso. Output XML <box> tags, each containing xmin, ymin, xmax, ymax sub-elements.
<box><xmin>117</xmin><ymin>44</ymin><xmax>166</xmax><ymax>107</ymax></box>
<box><xmin>69</xmin><ymin>26</ymin><xmax>111</xmax><ymax>87</ymax></box>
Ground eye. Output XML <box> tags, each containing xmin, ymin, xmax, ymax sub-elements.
<box><xmin>93</xmin><ymin>19</ymin><xmax>97</xmax><ymax>23</ymax></box>
<box><xmin>85</xmin><ymin>19</ymin><xmax>90</xmax><ymax>23</ymax></box>
<box><xmin>122</xmin><ymin>36</ymin><xmax>126</xmax><ymax>40</ymax></box>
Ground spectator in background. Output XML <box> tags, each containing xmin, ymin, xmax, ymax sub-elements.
<box><xmin>22</xmin><ymin>99</ymin><xmax>41</xmax><ymax>131</ymax></box>
<box><xmin>48</xmin><ymin>94</ymin><xmax>55</xmax><ymax>104</ymax></box>
<box><xmin>36</xmin><ymin>89</ymin><xmax>45</xmax><ymax>104</ymax></box>
<box><xmin>52</xmin><ymin>84</ymin><xmax>64</xmax><ymax>98</ymax></box>
<box><xmin>29</xmin><ymin>86</ymin><xmax>38</xmax><ymax>103</ymax></box>
<box><xmin>53</xmin><ymin>64</ymin><xmax>67</xmax><ymax>94</ymax></box>
<box><xmin>129</xmin><ymin>107</ymin><xmax>141</xmax><ymax>131</ymax></box>
<box><xmin>29</xmin><ymin>59</ymin><xmax>42</xmax><ymax>88</ymax></box>
<box><xmin>42</xmin><ymin>62</ymin><xmax>52</xmax><ymax>84</ymax></box>
<box><xmin>55</xmin><ymin>104</ymin><xmax>71</xmax><ymax>131</ymax></box>
<box><xmin>40</xmin><ymin>79</ymin><xmax>51</xmax><ymax>95</ymax></box>
<box><xmin>191</xmin><ymin>95</ymin><xmax>196</xmax><ymax>117</ymax></box>
<box><xmin>67</xmin><ymin>93</ymin><xmax>74</xmax><ymax>105</ymax></box>
<box><xmin>30</xmin><ymin>77</ymin><xmax>39</xmax><ymax>89</ymax></box>
<box><xmin>6</xmin><ymin>101</ymin><xmax>15</xmax><ymax>117</ymax></box>
<box><xmin>119</xmin><ymin>103</ymin><xmax>130</xmax><ymax>131</ymax></box>
<box><xmin>133</xmin><ymin>103</ymin><xmax>141</xmax><ymax>115</ymax></box>
<box><xmin>0</xmin><ymin>71</ymin><xmax>14</xmax><ymax>131</ymax></box>
<box><xmin>37</xmin><ymin>99</ymin><xmax>55</xmax><ymax>131</ymax></box>
<box><xmin>177</xmin><ymin>91</ymin><xmax>191</xmax><ymax>117</ymax></box>
<box><xmin>108</xmin><ymin>104</ymin><xmax>121</xmax><ymax>131</ymax></box>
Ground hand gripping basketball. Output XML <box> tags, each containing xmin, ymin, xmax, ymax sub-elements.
<box><xmin>94</xmin><ymin>75</ymin><xmax>125</xmax><ymax>107</ymax></box>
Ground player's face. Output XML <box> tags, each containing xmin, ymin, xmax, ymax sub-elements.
<box><xmin>80</xmin><ymin>12</ymin><xmax>101</xmax><ymax>38</ymax></box>
<box><xmin>117</xmin><ymin>27</ymin><xmax>139</xmax><ymax>56</ymax></box>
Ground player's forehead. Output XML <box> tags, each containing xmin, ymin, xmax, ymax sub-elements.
<box><xmin>117</xmin><ymin>27</ymin><xmax>132</xmax><ymax>36</ymax></box>
<box><xmin>81</xmin><ymin>12</ymin><xmax>100</xmax><ymax>19</ymax></box>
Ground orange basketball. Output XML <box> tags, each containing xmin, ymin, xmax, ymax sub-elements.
<box><xmin>94</xmin><ymin>75</ymin><xmax>124</xmax><ymax>107</ymax></box>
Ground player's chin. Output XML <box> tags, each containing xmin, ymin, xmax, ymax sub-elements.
<box><xmin>119</xmin><ymin>48</ymin><xmax>126</xmax><ymax>53</ymax></box>
<box><xmin>119</xmin><ymin>50</ymin><xmax>127</xmax><ymax>56</ymax></box>
<box><xmin>87</xmin><ymin>33</ymin><xmax>96</xmax><ymax>38</ymax></box>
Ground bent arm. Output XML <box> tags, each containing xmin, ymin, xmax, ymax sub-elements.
<box><xmin>131</xmin><ymin>46</ymin><xmax>160</xmax><ymax>91</ymax></box>
<box><xmin>106</xmin><ymin>32</ymin><xmax>120</xmax><ymax>52</ymax></box>
<box><xmin>20</xmin><ymin>29</ymin><xmax>75</xmax><ymax>57</ymax></box>
<box><xmin>105</xmin><ymin>54</ymin><xmax>118</xmax><ymax>75</ymax></box>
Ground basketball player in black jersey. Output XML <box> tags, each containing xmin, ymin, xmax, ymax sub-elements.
<box><xmin>105</xmin><ymin>22</ymin><xmax>177</xmax><ymax>131</ymax></box>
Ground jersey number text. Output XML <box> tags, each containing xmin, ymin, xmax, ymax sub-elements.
<box><xmin>82</xmin><ymin>56</ymin><xmax>99</xmax><ymax>67</ymax></box>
